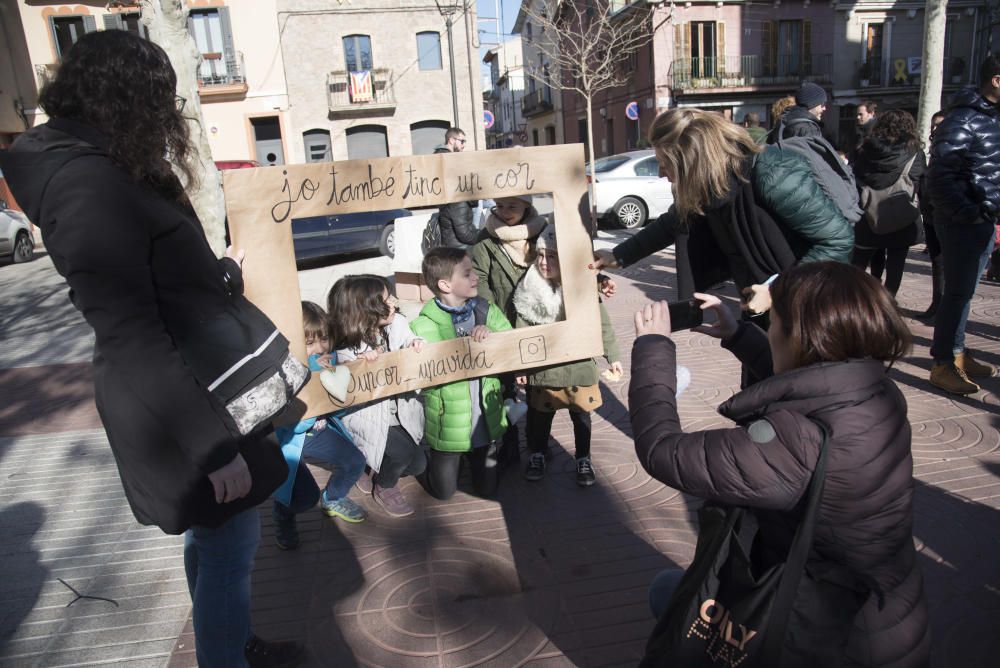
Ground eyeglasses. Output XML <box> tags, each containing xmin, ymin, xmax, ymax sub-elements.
<box><xmin>175</xmin><ymin>95</ymin><xmax>186</xmax><ymax>113</ymax></box>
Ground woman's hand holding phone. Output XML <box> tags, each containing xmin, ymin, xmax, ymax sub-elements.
<box><xmin>692</xmin><ymin>293</ymin><xmax>739</xmax><ymax>341</ymax></box>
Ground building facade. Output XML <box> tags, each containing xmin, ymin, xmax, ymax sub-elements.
<box><xmin>513</xmin><ymin>0</ymin><xmax>564</xmax><ymax>148</ymax></box>
<box><xmin>277</xmin><ymin>0</ymin><xmax>484</xmax><ymax>163</ymax></box>
<box><xmin>483</xmin><ymin>35</ymin><xmax>526</xmax><ymax>148</ymax></box>
<box><xmin>0</xmin><ymin>1</ymin><xmax>290</xmax><ymax>163</ymax></box>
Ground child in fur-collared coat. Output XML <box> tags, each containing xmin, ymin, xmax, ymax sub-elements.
<box><xmin>512</xmin><ymin>224</ymin><xmax>622</xmax><ymax>487</ymax></box>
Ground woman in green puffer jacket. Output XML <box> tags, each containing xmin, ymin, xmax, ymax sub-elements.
<box><xmin>592</xmin><ymin>109</ymin><xmax>854</xmax><ymax>312</ymax></box>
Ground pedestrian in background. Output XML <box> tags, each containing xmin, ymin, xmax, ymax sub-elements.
<box><xmin>0</xmin><ymin>30</ymin><xmax>302</xmax><ymax>667</ymax></box>
<box><xmin>433</xmin><ymin>127</ymin><xmax>480</xmax><ymax>248</ymax></box>
<box><xmin>925</xmin><ymin>55</ymin><xmax>1000</xmax><ymax>394</ymax></box>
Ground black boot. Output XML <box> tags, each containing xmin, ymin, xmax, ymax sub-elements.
<box><xmin>919</xmin><ymin>254</ymin><xmax>943</xmax><ymax>321</ymax></box>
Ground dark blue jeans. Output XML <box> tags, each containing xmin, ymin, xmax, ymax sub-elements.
<box><xmin>281</xmin><ymin>425</ymin><xmax>367</xmax><ymax>514</ymax></box>
<box><xmin>932</xmin><ymin>221</ymin><xmax>996</xmax><ymax>362</ymax></box>
<box><xmin>184</xmin><ymin>507</ymin><xmax>260</xmax><ymax>667</ymax></box>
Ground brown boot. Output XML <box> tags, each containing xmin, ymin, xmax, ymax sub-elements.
<box><xmin>930</xmin><ymin>362</ymin><xmax>981</xmax><ymax>395</ymax></box>
<box><xmin>956</xmin><ymin>351</ymin><xmax>996</xmax><ymax>378</ymax></box>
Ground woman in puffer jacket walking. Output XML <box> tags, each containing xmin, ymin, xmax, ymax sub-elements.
<box><xmin>852</xmin><ymin>109</ymin><xmax>927</xmax><ymax>297</ymax></box>
<box><xmin>630</xmin><ymin>262</ymin><xmax>929</xmax><ymax>667</ymax></box>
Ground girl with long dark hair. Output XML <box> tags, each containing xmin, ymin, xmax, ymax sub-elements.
<box><xmin>0</xmin><ymin>30</ymin><xmax>301</xmax><ymax>667</ymax></box>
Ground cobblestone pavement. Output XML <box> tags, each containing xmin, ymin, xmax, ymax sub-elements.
<box><xmin>1</xmin><ymin>246</ymin><xmax>997</xmax><ymax>667</ymax></box>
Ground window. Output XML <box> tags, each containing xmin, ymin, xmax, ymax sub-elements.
<box><xmin>634</xmin><ymin>157</ymin><xmax>659</xmax><ymax>177</ymax></box>
<box><xmin>189</xmin><ymin>8</ymin><xmax>238</xmax><ymax>84</ymax></box>
<box><xmin>605</xmin><ymin>118</ymin><xmax>614</xmax><ymax>156</ymax></box>
<box><xmin>525</xmin><ymin>23</ymin><xmax>533</xmax><ymax>42</ymax></box>
<box><xmin>344</xmin><ymin>34</ymin><xmax>373</xmax><ymax>72</ymax></box>
<box><xmin>532</xmin><ymin>128</ymin><xmax>539</xmax><ymax>146</ymax></box>
<box><xmin>50</xmin><ymin>15</ymin><xmax>95</xmax><ymax>59</ymax></box>
<box><xmin>303</xmin><ymin>129</ymin><xmax>332</xmax><ymax>163</ymax></box>
<box><xmin>103</xmin><ymin>12</ymin><xmax>147</xmax><ymax>39</ymax></box>
<box><xmin>346</xmin><ymin>125</ymin><xmax>388</xmax><ymax>159</ymax></box>
<box><xmin>410</xmin><ymin>120</ymin><xmax>449</xmax><ymax>155</ymax></box>
<box><xmin>416</xmin><ymin>31</ymin><xmax>442</xmax><ymax>71</ymax></box>
<box><xmin>690</xmin><ymin>21</ymin><xmax>717</xmax><ymax>78</ymax></box>
<box><xmin>545</xmin><ymin>126</ymin><xmax>556</xmax><ymax>145</ymax></box>
<box><xmin>777</xmin><ymin>21</ymin><xmax>802</xmax><ymax>76</ymax></box>
<box><xmin>864</xmin><ymin>23</ymin><xmax>885</xmax><ymax>86</ymax></box>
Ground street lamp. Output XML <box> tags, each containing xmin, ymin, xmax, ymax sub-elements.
<box><xmin>435</xmin><ymin>0</ymin><xmax>461</xmax><ymax>128</ymax></box>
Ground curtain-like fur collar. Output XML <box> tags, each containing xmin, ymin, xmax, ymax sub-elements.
<box><xmin>513</xmin><ymin>265</ymin><xmax>564</xmax><ymax>325</ymax></box>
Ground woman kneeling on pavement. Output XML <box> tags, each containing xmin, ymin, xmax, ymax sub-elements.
<box><xmin>629</xmin><ymin>262</ymin><xmax>929</xmax><ymax>667</ymax></box>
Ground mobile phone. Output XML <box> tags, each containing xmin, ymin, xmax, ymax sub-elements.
<box><xmin>668</xmin><ymin>298</ymin><xmax>704</xmax><ymax>331</ymax></box>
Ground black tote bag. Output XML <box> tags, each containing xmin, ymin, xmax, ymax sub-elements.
<box><xmin>640</xmin><ymin>424</ymin><xmax>869</xmax><ymax>668</ymax></box>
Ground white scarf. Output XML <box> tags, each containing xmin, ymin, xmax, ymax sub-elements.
<box><xmin>485</xmin><ymin>209</ymin><xmax>549</xmax><ymax>268</ymax></box>
<box><xmin>513</xmin><ymin>264</ymin><xmax>564</xmax><ymax>325</ymax></box>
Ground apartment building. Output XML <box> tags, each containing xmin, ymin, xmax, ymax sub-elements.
<box><xmin>483</xmin><ymin>34</ymin><xmax>525</xmax><ymax>148</ymax></box>
<box><xmin>555</xmin><ymin>0</ymin><xmax>994</xmax><ymax>158</ymax></box>
<box><xmin>0</xmin><ymin>1</ymin><xmax>290</xmax><ymax>163</ymax></box>
<box><xmin>512</xmin><ymin>0</ymin><xmax>564</xmax><ymax>147</ymax></box>
<box><xmin>277</xmin><ymin>0</ymin><xmax>484</xmax><ymax>163</ymax></box>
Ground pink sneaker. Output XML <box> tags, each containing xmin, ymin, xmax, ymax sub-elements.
<box><xmin>372</xmin><ymin>483</ymin><xmax>414</xmax><ymax>517</ymax></box>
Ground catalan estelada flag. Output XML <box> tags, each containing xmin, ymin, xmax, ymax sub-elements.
<box><xmin>349</xmin><ymin>70</ymin><xmax>373</xmax><ymax>102</ymax></box>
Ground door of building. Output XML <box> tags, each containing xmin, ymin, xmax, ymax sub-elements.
<box><xmin>252</xmin><ymin>117</ymin><xmax>284</xmax><ymax>166</ymax></box>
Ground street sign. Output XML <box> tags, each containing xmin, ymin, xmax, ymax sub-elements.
<box><xmin>625</xmin><ymin>101</ymin><xmax>640</xmax><ymax>121</ymax></box>
<box><xmin>484</xmin><ymin>110</ymin><xmax>495</xmax><ymax>129</ymax></box>
<box><xmin>518</xmin><ymin>131</ymin><xmax>528</xmax><ymax>143</ymax></box>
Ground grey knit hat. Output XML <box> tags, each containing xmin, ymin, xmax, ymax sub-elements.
<box><xmin>795</xmin><ymin>82</ymin><xmax>827</xmax><ymax>109</ymax></box>
<box><xmin>534</xmin><ymin>223</ymin><xmax>557</xmax><ymax>253</ymax></box>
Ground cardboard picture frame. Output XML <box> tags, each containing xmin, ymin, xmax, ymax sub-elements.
<box><xmin>223</xmin><ymin>145</ymin><xmax>604</xmax><ymax>419</ymax></box>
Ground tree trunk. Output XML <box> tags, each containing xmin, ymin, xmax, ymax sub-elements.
<box><xmin>584</xmin><ymin>94</ymin><xmax>598</xmax><ymax>236</ymax></box>
<box><xmin>917</xmin><ymin>0</ymin><xmax>949</xmax><ymax>153</ymax></box>
<box><xmin>142</xmin><ymin>0</ymin><xmax>227</xmax><ymax>256</ymax></box>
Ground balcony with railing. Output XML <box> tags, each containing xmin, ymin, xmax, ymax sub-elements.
<box><xmin>669</xmin><ymin>54</ymin><xmax>832</xmax><ymax>92</ymax></box>
<box><xmin>521</xmin><ymin>87</ymin><xmax>553</xmax><ymax>117</ymax></box>
<box><xmin>197</xmin><ymin>51</ymin><xmax>248</xmax><ymax>99</ymax></box>
<box><xmin>327</xmin><ymin>69</ymin><xmax>397</xmax><ymax>117</ymax></box>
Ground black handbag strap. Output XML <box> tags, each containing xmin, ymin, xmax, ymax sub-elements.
<box><xmin>760</xmin><ymin>421</ymin><xmax>831</xmax><ymax>664</ymax></box>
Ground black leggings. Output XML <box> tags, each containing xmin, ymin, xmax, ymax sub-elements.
<box><xmin>852</xmin><ymin>247</ymin><xmax>908</xmax><ymax>296</ymax></box>
<box><xmin>422</xmin><ymin>444</ymin><xmax>499</xmax><ymax>500</ymax></box>
<box><xmin>372</xmin><ymin>425</ymin><xmax>427</xmax><ymax>489</ymax></box>
<box><xmin>527</xmin><ymin>407</ymin><xmax>592</xmax><ymax>459</ymax></box>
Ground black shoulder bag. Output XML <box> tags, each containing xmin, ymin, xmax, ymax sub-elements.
<box><xmin>640</xmin><ymin>424</ymin><xmax>870</xmax><ymax>668</ymax></box>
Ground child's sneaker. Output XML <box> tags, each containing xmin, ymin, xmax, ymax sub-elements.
<box><xmin>373</xmin><ymin>483</ymin><xmax>414</xmax><ymax>517</ymax></box>
<box><xmin>524</xmin><ymin>452</ymin><xmax>546</xmax><ymax>481</ymax></box>
<box><xmin>271</xmin><ymin>502</ymin><xmax>300</xmax><ymax>550</ymax></box>
<box><xmin>321</xmin><ymin>490</ymin><xmax>367</xmax><ymax>523</ymax></box>
<box><xmin>356</xmin><ymin>469</ymin><xmax>373</xmax><ymax>495</ymax></box>
<box><xmin>576</xmin><ymin>456</ymin><xmax>596</xmax><ymax>487</ymax></box>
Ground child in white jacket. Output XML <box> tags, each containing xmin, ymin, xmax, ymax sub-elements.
<box><xmin>328</xmin><ymin>275</ymin><xmax>426</xmax><ymax>518</ymax></box>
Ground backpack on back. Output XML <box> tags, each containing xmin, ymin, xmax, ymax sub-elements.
<box><xmin>860</xmin><ymin>154</ymin><xmax>921</xmax><ymax>235</ymax></box>
<box><xmin>420</xmin><ymin>212</ymin><xmax>442</xmax><ymax>254</ymax></box>
<box><xmin>774</xmin><ymin>119</ymin><xmax>864</xmax><ymax>226</ymax></box>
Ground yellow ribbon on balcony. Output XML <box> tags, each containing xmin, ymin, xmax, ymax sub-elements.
<box><xmin>893</xmin><ymin>59</ymin><xmax>908</xmax><ymax>84</ymax></box>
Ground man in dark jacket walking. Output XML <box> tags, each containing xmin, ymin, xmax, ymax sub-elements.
<box><xmin>770</xmin><ymin>81</ymin><xmax>827</xmax><ymax>140</ymax></box>
<box><xmin>925</xmin><ymin>55</ymin><xmax>1000</xmax><ymax>394</ymax></box>
<box><xmin>433</xmin><ymin>127</ymin><xmax>480</xmax><ymax>248</ymax></box>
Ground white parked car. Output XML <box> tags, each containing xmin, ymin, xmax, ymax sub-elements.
<box><xmin>0</xmin><ymin>198</ymin><xmax>35</xmax><ymax>264</ymax></box>
<box><xmin>588</xmin><ymin>150</ymin><xmax>673</xmax><ymax>229</ymax></box>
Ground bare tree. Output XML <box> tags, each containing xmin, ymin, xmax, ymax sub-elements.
<box><xmin>521</xmin><ymin>0</ymin><xmax>670</xmax><ymax>223</ymax></box>
<box><xmin>136</xmin><ymin>0</ymin><xmax>227</xmax><ymax>255</ymax></box>
<box><xmin>917</xmin><ymin>0</ymin><xmax>948</xmax><ymax>153</ymax></box>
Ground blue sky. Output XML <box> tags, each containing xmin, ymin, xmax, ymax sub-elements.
<box><xmin>476</xmin><ymin>0</ymin><xmax>521</xmax><ymax>73</ymax></box>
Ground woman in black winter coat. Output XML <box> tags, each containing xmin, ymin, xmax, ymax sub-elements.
<box><xmin>0</xmin><ymin>32</ymin><xmax>301</xmax><ymax>667</ymax></box>
<box><xmin>852</xmin><ymin>109</ymin><xmax>927</xmax><ymax>297</ymax></box>
<box><xmin>630</xmin><ymin>262</ymin><xmax>929</xmax><ymax>667</ymax></box>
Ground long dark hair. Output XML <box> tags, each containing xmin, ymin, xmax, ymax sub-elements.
<box><xmin>327</xmin><ymin>275</ymin><xmax>393</xmax><ymax>351</ymax></box>
<box><xmin>38</xmin><ymin>30</ymin><xmax>195</xmax><ymax>198</ymax></box>
<box><xmin>770</xmin><ymin>262</ymin><xmax>911</xmax><ymax>369</ymax></box>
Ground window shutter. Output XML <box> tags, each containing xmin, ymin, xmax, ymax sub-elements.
<box><xmin>803</xmin><ymin>21</ymin><xmax>813</xmax><ymax>75</ymax></box>
<box><xmin>103</xmin><ymin>14</ymin><xmax>125</xmax><ymax>31</ymax></box>
<box><xmin>684</xmin><ymin>22</ymin><xmax>692</xmax><ymax>59</ymax></box>
<box><xmin>216</xmin><ymin>7</ymin><xmax>238</xmax><ymax>79</ymax></box>
<box><xmin>762</xmin><ymin>21</ymin><xmax>775</xmax><ymax>76</ymax></box>
<box><xmin>83</xmin><ymin>15</ymin><xmax>97</xmax><ymax>33</ymax></box>
<box><xmin>717</xmin><ymin>21</ymin><xmax>726</xmax><ymax>75</ymax></box>
<box><xmin>48</xmin><ymin>17</ymin><xmax>60</xmax><ymax>57</ymax></box>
